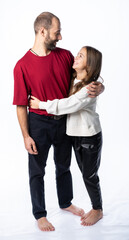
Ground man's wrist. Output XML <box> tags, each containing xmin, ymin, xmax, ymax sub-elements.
<box><xmin>23</xmin><ymin>133</ymin><xmax>30</xmax><ymax>139</ymax></box>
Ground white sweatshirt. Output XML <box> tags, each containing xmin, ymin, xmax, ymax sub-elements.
<box><xmin>39</xmin><ymin>79</ymin><xmax>102</xmax><ymax>136</ymax></box>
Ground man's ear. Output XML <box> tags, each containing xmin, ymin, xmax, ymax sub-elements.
<box><xmin>40</xmin><ymin>27</ymin><xmax>47</xmax><ymax>37</ymax></box>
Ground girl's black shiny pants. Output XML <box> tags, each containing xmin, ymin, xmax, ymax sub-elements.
<box><xmin>72</xmin><ymin>131</ymin><xmax>103</xmax><ymax>210</ymax></box>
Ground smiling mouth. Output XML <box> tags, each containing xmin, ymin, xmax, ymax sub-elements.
<box><xmin>53</xmin><ymin>41</ymin><xmax>58</xmax><ymax>46</ymax></box>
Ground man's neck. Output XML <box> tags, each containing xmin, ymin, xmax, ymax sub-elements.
<box><xmin>31</xmin><ymin>39</ymin><xmax>51</xmax><ymax>56</ymax></box>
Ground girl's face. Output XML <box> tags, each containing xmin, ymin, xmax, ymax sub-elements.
<box><xmin>72</xmin><ymin>48</ymin><xmax>87</xmax><ymax>71</ymax></box>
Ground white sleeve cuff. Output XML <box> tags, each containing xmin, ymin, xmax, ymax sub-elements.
<box><xmin>39</xmin><ymin>101</ymin><xmax>47</xmax><ymax>110</ymax></box>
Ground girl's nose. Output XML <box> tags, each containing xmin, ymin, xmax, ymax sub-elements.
<box><xmin>75</xmin><ymin>55</ymin><xmax>78</xmax><ymax>61</ymax></box>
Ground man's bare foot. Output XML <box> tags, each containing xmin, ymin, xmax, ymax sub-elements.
<box><xmin>37</xmin><ymin>217</ymin><xmax>55</xmax><ymax>231</ymax></box>
<box><xmin>62</xmin><ymin>204</ymin><xmax>85</xmax><ymax>216</ymax></box>
<box><xmin>81</xmin><ymin>209</ymin><xmax>103</xmax><ymax>226</ymax></box>
<box><xmin>81</xmin><ymin>209</ymin><xmax>92</xmax><ymax>221</ymax></box>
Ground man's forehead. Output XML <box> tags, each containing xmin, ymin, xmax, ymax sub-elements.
<box><xmin>51</xmin><ymin>17</ymin><xmax>61</xmax><ymax>29</ymax></box>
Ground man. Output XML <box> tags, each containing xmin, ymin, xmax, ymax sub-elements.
<box><xmin>13</xmin><ymin>12</ymin><xmax>104</xmax><ymax>231</ymax></box>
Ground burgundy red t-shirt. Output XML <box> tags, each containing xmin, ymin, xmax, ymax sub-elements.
<box><xmin>13</xmin><ymin>47</ymin><xmax>74</xmax><ymax>115</ymax></box>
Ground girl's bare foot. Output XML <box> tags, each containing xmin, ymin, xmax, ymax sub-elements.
<box><xmin>62</xmin><ymin>204</ymin><xmax>85</xmax><ymax>216</ymax></box>
<box><xmin>37</xmin><ymin>217</ymin><xmax>55</xmax><ymax>231</ymax></box>
<box><xmin>81</xmin><ymin>209</ymin><xmax>103</xmax><ymax>226</ymax></box>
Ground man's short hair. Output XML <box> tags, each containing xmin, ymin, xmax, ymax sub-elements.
<box><xmin>34</xmin><ymin>12</ymin><xmax>60</xmax><ymax>34</ymax></box>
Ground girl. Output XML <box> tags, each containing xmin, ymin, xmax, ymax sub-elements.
<box><xmin>29</xmin><ymin>46</ymin><xmax>103</xmax><ymax>226</ymax></box>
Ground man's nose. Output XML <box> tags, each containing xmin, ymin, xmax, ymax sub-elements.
<box><xmin>58</xmin><ymin>33</ymin><xmax>62</xmax><ymax>40</ymax></box>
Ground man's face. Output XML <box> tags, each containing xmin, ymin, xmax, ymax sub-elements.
<box><xmin>44</xmin><ymin>18</ymin><xmax>62</xmax><ymax>50</ymax></box>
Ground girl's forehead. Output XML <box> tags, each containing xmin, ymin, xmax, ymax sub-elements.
<box><xmin>78</xmin><ymin>48</ymin><xmax>86</xmax><ymax>55</ymax></box>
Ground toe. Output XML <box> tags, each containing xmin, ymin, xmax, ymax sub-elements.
<box><xmin>79</xmin><ymin>209</ymin><xmax>85</xmax><ymax>216</ymax></box>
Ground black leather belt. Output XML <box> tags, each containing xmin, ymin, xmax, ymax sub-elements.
<box><xmin>48</xmin><ymin>115</ymin><xmax>65</xmax><ymax>120</ymax></box>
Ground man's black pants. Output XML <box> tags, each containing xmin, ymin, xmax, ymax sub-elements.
<box><xmin>72</xmin><ymin>132</ymin><xmax>103</xmax><ymax>210</ymax></box>
<box><xmin>28</xmin><ymin>112</ymin><xmax>73</xmax><ymax>220</ymax></box>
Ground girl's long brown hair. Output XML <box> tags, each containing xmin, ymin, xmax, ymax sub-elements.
<box><xmin>69</xmin><ymin>46</ymin><xmax>102</xmax><ymax>96</ymax></box>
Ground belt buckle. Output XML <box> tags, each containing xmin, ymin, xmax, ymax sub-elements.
<box><xmin>53</xmin><ymin>115</ymin><xmax>63</xmax><ymax>120</ymax></box>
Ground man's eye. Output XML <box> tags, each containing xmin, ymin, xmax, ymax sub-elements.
<box><xmin>56</xmin><ymin>32</ymin><xmax>60</xmax><ymax>37</ymax></box>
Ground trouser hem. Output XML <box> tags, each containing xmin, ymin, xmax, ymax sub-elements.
<box><xmin>60</xmin><ymin>202</ymin><xmax>72</xmax><ymax>209</ymax></box>
<box><xmin>93</xmin><ymin>206</ymin><xmax>103</xmax><ymax>210</ymax></box>
<box><xmin>35</xmin><ymin>213</ymin><xmax>47</xmax><ymax>220</ymax></box>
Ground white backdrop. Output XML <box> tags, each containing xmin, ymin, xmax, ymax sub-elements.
<box><xmin>0</xmin><ymin>0</ymin><xmax>129</xmax><ymax>239</ymax></box>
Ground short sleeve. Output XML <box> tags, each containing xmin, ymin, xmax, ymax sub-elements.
<box><xmin>13</xmin><ymin>63</ymin><xmax>29</xmax><ymax>105</ymax></box>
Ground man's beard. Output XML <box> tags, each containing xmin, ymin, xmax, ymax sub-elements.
<box><xmin>45</xmin><ymin>33</ymin><xmax>58</xmax><ymax>50</ymax></box>
<box><xmin>45</xmin><ymin>41</ymin><xmax>57</xmax><ymax>50</ymax></box>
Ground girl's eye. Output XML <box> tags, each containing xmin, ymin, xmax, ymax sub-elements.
<box><xmin>77</xmin><ymin>53</ymin><xmax>82</xmax><ymax>58</ymax></box>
